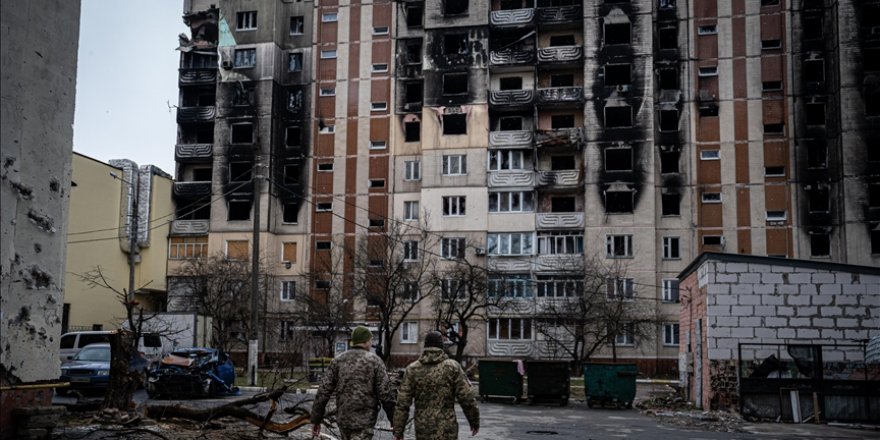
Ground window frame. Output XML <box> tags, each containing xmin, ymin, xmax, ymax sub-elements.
<box><xmin>403</xmin><ymin>201</ymin><xmax>420</xmax><ymax>221</ymax></box>
<box><xmin>662</xmin><ymin>236</ymin><xmax>681</xmax><ymax>260</ymax></box>
<box><xmin>404</xmin><ymin>160</ymin><xmax>421</xmax><ymax>181</ymax></box>
<box><xmin>441</xmin><ymin>154</ymin><xmax>468</xmax><ymax>176</ymax></box>
<box><xmin>662</xmin><ymin>279</ymin><xmax>680</xmax><ymax>303</ymax></box>
<box><xmin>605</xmin><ymin>234</ymin><xmax>633</xmax><ymax>258</ymax></box>
<box><xmin>280</xmin><ymin>280</ymin><xmax>296</xmax><ymax>302</ymax></box>
<box><xmin>236</xmin><ymin>11</ymin><xmax>258</xmax><ymax>31</ymax></box>
<box><xmin>442</xmin><ymin>195</ymin><xmax>466</xmax><ymax>216</ymax></box>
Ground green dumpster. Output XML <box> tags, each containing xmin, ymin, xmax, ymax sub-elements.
<box><xmin>478</xmin><ymin>360</ymin><xmax>523</xmax><ymax>403</ymax></box>
<box><xmin>525</xmin><ymin>360</ymin><xmax>570</xmax><ymax>405</ymax></box>
<box><xmin>583</xmin><ymin>363</ymin><xmax>638</xmax><ymax>409</ymax></box>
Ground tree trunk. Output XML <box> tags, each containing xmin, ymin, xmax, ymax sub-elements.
<box><xmin>103</xmin><ymin>330</ymin><xmax>139</xmax><ymax>411</ymax></box>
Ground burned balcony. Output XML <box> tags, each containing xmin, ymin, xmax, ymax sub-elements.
<box><xmin>536</xmin><ymin>5</ymin><xmax>582</xmax><ymax>25</ymax></box>
<box><xmin>535</xmin><ymin>128</ymin><xmax>583</xmax><ymax>149</ymax></box>
<box><xmin>490</xmin><ymin>48</ymin><xmax>536</xmax><ymax>66</ymax></box>
<box><xmin>175</xmin><ymin>144</ymin><xmax>213</xmax><ymax>163</ymax></box>
<box><xmin>489</xmin><ymin>89</ymin><xmax>536</xmax><ymax>108</ymax></box>
<box><xmin>537</xmin><ymin>87</ymin><xmax>584</xmax><ymax>106</ymax></box>
<box><xmin>490</xmin><ymin>8</ymin><xmax>536</xmax><ymax>28</ymax></box>
<box><xmin>179</xmin><ymin>69</ymin><xmax>217</xmax><ymax>85</ymax></box>
<box><xmin>177</xmin><ymin>106</ymin><xmax>216</xmax><ymax>123</ymax></box>
<box><xmin>537</xmin><ymin>46</ymin><xmax>583</xmax><ymax>64</ymax></box>
<box><xmin>172</xmin><ymin>181</ymin><xmax>212</xmax><ymax>199</ymax></box>
<box><xmin>536</xmin><ymin>212</ymin><xmax>584</xmax><ymax>229</ymax></box>
<box><xmin>489</xmin><ymin>130</ymin><xmax>534</xmax><ymax>148</ymax></box>
<box><xmin>537</xmin><ymin>170</ymin><xmax>581</xmax><ymax>188</ymax></box>
<box><xmin>170</xmin><ymin>219</ymin><xmax>210</xmax><ymax>235</ymax></box>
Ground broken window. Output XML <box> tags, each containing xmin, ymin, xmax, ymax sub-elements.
<box><xmin>316</xmin><ymin>241</ymin><xmax>332</xmax><ymax>250</ymax></box>
<box><xmin>196</xmin><ymin>126</ymin><xmax>214</xmax><ymax>143</ymax></box>
<box><xmin>288</xmin><ymin>90</ymin><xmax>303</xmax><ymax>111</ymax></box>
<box><xmin>702</xmin><ymin>235</ymin><xmax>723</xmax><ymax>246</ymax></box>
<box><xmin>499</xmin><ymin>116</ymin><xmax>523</xmax><ymax>131</ymax></box>
<box><xmin>444</xmin><ymin>0</ymin><xmax>469</xmax><ymax>15</ymax></box>
<box><xmin>286</xmin><ymin>126</ymin><xmax>301</xmax><ymax>148</ymax></box>
<box><xmin>606</xmin><ymin>190</ymin><xmax>634</xmax><ymax>213</ymax></box>
<box><xmin>868</xmin><ymin>184</ymin><xmax>880</xmax><ymax>208</ymax></box>
<box><xmin>317</xmin><ymin>162</ymin><xmax>333</xmax><ymax>172</ymax></box>
<box><xmin>765</xmin><ymin>166</ymin><xmax>785</xmax><ymax>177</ymax></box>
<box><xmin>807</xmin><ymin>141</ymin><xmax>827</xmax><ymax>168</ymax></box>
<box><xmin>865</xmin><ymin>48</ymin><xmax>880</xmax><ymax>72</ymax></box>
<box><xmin>288</xmin><ymin>53</ymin><xmax>303</xmax><ymax>72</ymax></box>
<box><xmin>443</xmin><ymin>73</ymin><xmax>468</xmax><ymax>95</ymax></box>
<box><xmin>658</xmin><ymin>26</ymin><xmax>677</xmax><ymax>49</ymax></box>
<box><xmin>228</xmin><ymin>200</ymin><xmax>251</xmax><ymax>221</ymax></box>
<box><xmin>499</xmin><ymin>77</ymin><xmax>523</xmax><ymax>90</ymax></box>
<box><xmin>229</xmin><ymin>162</ymin><xmax>252</xmax><ymax>182</ymax></box>
<box><xmin>806</xmin><ymin>103</ymin><xmax>825</xmax><ymax>126</ymax></box>
<box><xmin>443</xmin><ymin>34</ymin><xmax>468</xmax><ymax>55</ymax></box>
<box><xmin>702</xmin><ymin>192</ymin><xmax>722</xmax><ymax>203</ymax></box>
<box><xmin>761</xmin><ymin>0</ymin><xmax>779</xmax><ymax>5</ymax></box>
<box><xmin>443</xmin><ymin>114</ymin><xmax>467</xmax><ymax>135</ymax></box>
<box><xmin>551</xmin><ymin>114</ymin><xmax>575</xmax><ymax>129</ymax></box>
<box><xmin>231</xmin><ymin>123</ymin><xmax>254</xmax><ymax>144</ymax></box>
<box><xmin>660</xmin><ymin>150</ymin><xmax>679</xmax><ymax>173</ymax></box>
<box><xmin>405</xmin><ymin>81</ymin><xmax>423</xmax><ymax>105</ymax></box>
<box><xmin>802</xmin><ymin>16</ymin><xmax>822</xmax><ymax>39</ymax></box>
<box><xmin>549</xmin><ymin>35</ymin><xmax>576</xmax><ymax>47</ymax></box>
<box><xmin>809</xmin><ymin>188</ymin><xmax>830</xmax><ymax>213</ymax></box>
<box><xmin>872</xmin><ymin>228</ymin><xmax>880</xmax><ymax>255</ymax></box>
<box><xmin>810</xmin><ymin>233</ymin><xmax>830</xmax><ymax>257</ymax></box>
<box><xmin>866</xmin><ymin>93</ymin><xmax>880</xmax><ymax>117</ymax></box>
<box><xmin>551</xmin><ymin>155</ymin><xmax>575</xmax><ymax>170</ymax></box>
<box><xmin>605</xmin><ymin>64</ymin><xmax>631</xmax><ymax>86</ymax></box>
<box><xmin>177</xmin><ymin>202</ymin><xmax>210</xmax><ymax>220</ymax></box>
<box><xmin>290</xmin><ymin>16</ymin><xmax>304</xmax><ymax>35</ymax></box>
<box><xmin>231</xmin><ymin>85</ymin><xmax>252</xmax><ymax>106</ymax></box>
<box><xmin>551</xmin><ymin>196</ymin><xmax>576</xmax><ymax>212</ymax></box>
<box><xmin>605</xmin><ymin>23</ymin><xmax>631</xmax><ymax>45</ymax></box>
<box><xmin>404</xmin><ymin>40</ymin><xmax>423</xmax><ymax>64</ymax></box>
<box><xmin>764</xmin><ymin>123</ymin><xmax>784</xmax><ymax>135</ymax></box>
<box><xmin>762</xmin><ymin>81</ymin><xmax>783</xmax><ymax>91</ymax></box>
<box><xmin>234</xmin><ymin>48</ymin><xmax>256</xmax><ymax>68</ymax></box>
<box><xmin>661</xmin><ymin>193</ymin><xmax>680</xmax><ymax>216</ymax></box>
<box><xmin>659</xmin><ymin>0</ymin><xmax>676</xmax><ymax>8</ymax></box>
<box><xmin>761</xmin><ymin>39</ymin><xmax>782</xmax><ymax>50</ymax></box>
<box><xmin>659</xmin><ymin>109</ymin><xmax>679</xmax><ymax>131</ymax></box>
<box><xmin>657</xmin><ymin>67</ymin><xmax>678</xmax><ymax>89</ymax></box>
<box><xmin>803</xmin><ymin>59</ymin><xmax>824</xmax><ymax>83</ymax></box>
<box><xmin>550</xmin><ymin>74</ymin><xmax>575</xmax><ymax>87</ymax></box>
<box><xmin>500</xmin><ymin>0</ymin><xmax>522</xmax><ymax>9</ymax></box>
<box><xmin>605</xmin><ymin>147</ymin><xmax>633</xmax><ymax>171</ymax></box>
<box><xmin>406</xmin><ymin>5</ymin><xmax>423</xmax><ymax>27</ymax></box>
<box><xmin>605</xmin><ymin>106</ymin><xmax>632</xmax><ymax>128</ymax></box>
<box><xmin>283</xmin><ymin>164</ymin><xmax>300</xmax><ymax>185</ymax></box>
<box><xmin>369</xmin><ymin>179</ymin><xmax>385</xmax><ymax>188</ymax></box>
<box><xmin>237</xmin><ymin>11</ymin><xmax>257</xmax><ymax>30</ymax></box>
<box><xmin>192</xmin><ymin>168</ymin><xmax>212</xmax><ymax>181</ymax></box>
<box><xmin>405</xmin><ymin>120</ymin><xmax>421</xmax><ymax>141</ymax></box>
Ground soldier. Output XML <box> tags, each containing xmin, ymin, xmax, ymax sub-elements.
<box><xmin>393</xmin><ymin>331</ymin><xmax>479</xmax><ymax>440</ymax></box>
<box><xmin>311</xmin><ymin>326</ymin><xmax>394</xmax><ymax>440</ymax></box>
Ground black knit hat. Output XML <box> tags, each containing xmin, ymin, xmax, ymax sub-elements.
<box><xmin>424</xmin><ymin>331</ymin><xmax>444</xmax><ymax>349</ymax></box>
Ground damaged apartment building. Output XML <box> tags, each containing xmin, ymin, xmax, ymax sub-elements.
<box><xmin>166</xmin><ymin>0</ymin><xmax>880</xmax><ymax>371</ymax></box>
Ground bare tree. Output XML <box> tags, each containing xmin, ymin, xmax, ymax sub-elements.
<box><xmin>296</xmin><ymin>238</ymin><xmax>354</xmax><ymax>358</ymax></box>
<box><xmin>349</xmin><ymin>220</ymin><xmax>439</xmax><ymax>363</ymax></box>
<box><xmin>431</xmin><ymin>255</ymin><xmax>512</xmax><ymax>363</ymax></box>
<box><xmin>170</xmin><ymin>254</ymin><xmax>264</xmax><ymax>353</ymax></box>
<box><xmin>533</xmin><ymin>256</ymin><xmax>659</xmax><ymax>371</ymax></box>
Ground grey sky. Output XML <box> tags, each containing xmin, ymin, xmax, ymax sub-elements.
<box><xmin>74</xmin><ymin>1</ymin><xmax>189</xmax><ymax>177</ymax></box>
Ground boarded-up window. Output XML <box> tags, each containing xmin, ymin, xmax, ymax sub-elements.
<box><xmin>282</xmin><ymin>242</ymin><xmax>297</xmax><ymax>263</ymax></box>
<box><xmin>226</xmin><ymin>240</ymin><xmax>249</xmax><ymax>260</ymax></box>
<box><xmin>169</xmin><ymin>236</ymin><xmax>208</xmax><ymax>259</ymax></box>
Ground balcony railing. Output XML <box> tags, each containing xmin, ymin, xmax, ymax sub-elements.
<box><xmin>172</xmin><ymin>181</ymin><xmax>211</xmax><ymax>199</ymax></box>
<box><xmin>537</xmin><ymin>87</ymin><xmax>584</xmax><ymax>105</ymax></box>
<box><xmin>489</xmin><ymin>89</ymin><xmax>535</xmax><ymax>107</ymax></box>
<box><xmin>170</xmin><ymin>219</ymin><xmax>209</xmax><ymax>235</ymax></box>
<box><xmin>536</xmin><ymin>254</ymin><xmax>583</xmax><ymax>271</ymax></box>
<box><xmin>179</xmin><ymin>68</ymin><xmax>217</xmax><ymax>85</ymax></box>
<box><xmin>489</xmin><ymin>130</ymin><xmax>534</xmax><ymax>148</ymax></box>
<box><xmin>487</xmin><ymin>258</ymin><xmax>532</xmax><ymax>273</ymax></box>
<box><xmin>537</xmin><ymin>170</ymin><xmax>581</xmax><ymax>187</ymax></box>
<box><xmin>490</xmin><ymin>8</ymin><xmax>535</xmax><ymax>27</ymax></box>
<box><xmin>175</xmin><ymin>144</ymin><xmax>213</xmax><ymax>162</ymax></box>
<box><xmin>490</xmin><ymin>49</ymin><xmax>536</xmax><ymax>66</ymax></box>
<box><xmin>537</xmin><ymin>46</ymin><xmax>583</xmax><ymax>64</ymax></box>
<box><xmin>536</xmin><ymin>212</ymin><xmax>584</xmax><ymax>229</ymax></box>
<box><xmin>487</xmin><ymin>340</ymin><xmax>535</xmax><ymax>357</ymax></box>
<box><xmin>488</xmin><ymin>170</ymin><xmax>535</xmax><ymax>187</ymax></box>
<box><xmin>535</xmin><ymin>128</ymin><xmax>584</xmax><ymax>148</ymax></box>
<box><xmin>176</xmin><ymin>106</ymin><xmax>216</xmax><ymax>123</ymax></box>
<box><xmin>537</xmin><ymin>5</ymin><xmax>582</xmax><ymax>24</ymax></box>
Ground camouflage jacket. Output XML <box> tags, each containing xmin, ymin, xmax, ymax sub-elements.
<box><xmin>310</xmin><ymin>346</ymin><xmax>394</xmax><ymax>430</ymax></box>
<box><xmin>393</xmin><ymin>348</ymin><xmax>480</xmax><ymax>440</ymax></box>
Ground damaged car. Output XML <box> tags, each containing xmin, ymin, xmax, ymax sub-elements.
<box><xmin>146</xmin><ymin>347</ymin><xmax>238</xmax><ymax>398</ymax></box>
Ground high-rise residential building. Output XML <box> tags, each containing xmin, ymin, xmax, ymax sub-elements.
<box><xmin>168</xmin><ymin>0</ymin><xmax>880</xmax><ymax>372</ymax></box>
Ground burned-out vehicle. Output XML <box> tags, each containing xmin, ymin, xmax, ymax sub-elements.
<box><xmin>146</xmin><ymin>347</ymin><xmax>238</xmax><ymax>398</ymax></box>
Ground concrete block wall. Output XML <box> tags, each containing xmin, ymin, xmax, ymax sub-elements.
<box><xmin>701</xmin><ymin>261</ymin><xmax>880</xmax><ymax>361</ymax></box>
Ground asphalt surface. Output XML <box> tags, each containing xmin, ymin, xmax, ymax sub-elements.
<box><xmin>52</xmin><ymin>389</ymin><xmax>880</xmax><ymax>440</ymax></box>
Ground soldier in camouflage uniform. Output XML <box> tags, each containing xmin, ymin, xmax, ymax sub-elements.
<box><xmin>311</xmin><ymin>326</ymin><xmax>395</xmax><ymax>440</ymax></box>
<box><xmin>393</xmin><ymin>331</ymin><xmax>479</xmax><ymax>440</ymax></box>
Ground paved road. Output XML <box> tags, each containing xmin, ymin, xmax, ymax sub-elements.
<box><xmin>53</xmin><ymin>390</ymin><xmax>879</xmax><ymax>440</ymax></box>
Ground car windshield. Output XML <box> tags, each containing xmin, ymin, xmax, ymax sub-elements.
<box><xmin>75</xmin><ymin>346</ymin><xmax>111</xmax><ymax>362</ymax></box>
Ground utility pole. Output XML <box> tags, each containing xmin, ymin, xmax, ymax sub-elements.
<box><xmin>248</xmin><ymin>157</ymin><xmax>262</xmax><ymax>386</ymax></box>
<box><xmin>111</xmin><ymin>171</ymin><xmax>138</xmax><ymax>308</ymax></box>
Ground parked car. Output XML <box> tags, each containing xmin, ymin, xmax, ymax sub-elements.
<box><xmin>59</xmin><ymin>330</ymin><xmax>165</xmax><ymax>365</ymax></box>
<box><xmin>146</xmin><ymin>348</ymin><xmax>237</xmax><ymax>398</ymax></box>
<box><xmin>58</xmin><ymin>343</ymin><xmax>149</xmax><ymax>393</ymax></box>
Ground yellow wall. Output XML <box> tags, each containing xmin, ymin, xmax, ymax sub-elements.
<box><xmin>64</xmin><ymin>153</ymin><xmax>172</xmax><ymax>330</ymax></box>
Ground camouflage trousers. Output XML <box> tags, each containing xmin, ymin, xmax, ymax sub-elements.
<box><xmin>339</xmin><ymin>426</ymin><xmax>374</xmax><ymax>440</ymax></box>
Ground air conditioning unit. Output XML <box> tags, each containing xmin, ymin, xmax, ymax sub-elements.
<box><xmin>474</xmin><ymin>247</ymin><xmax>486</xmax><ymax>256</ymax></box>
<box><xmin>221</xmin><ymin>60</ymin><xmax>232</xmax><ymax>70</ymax></box>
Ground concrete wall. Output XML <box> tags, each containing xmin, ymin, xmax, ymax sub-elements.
<box><xmin>0</xmin><ymin>0</ymin><xmax>80</xmax><ymax>389</ymax></box>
